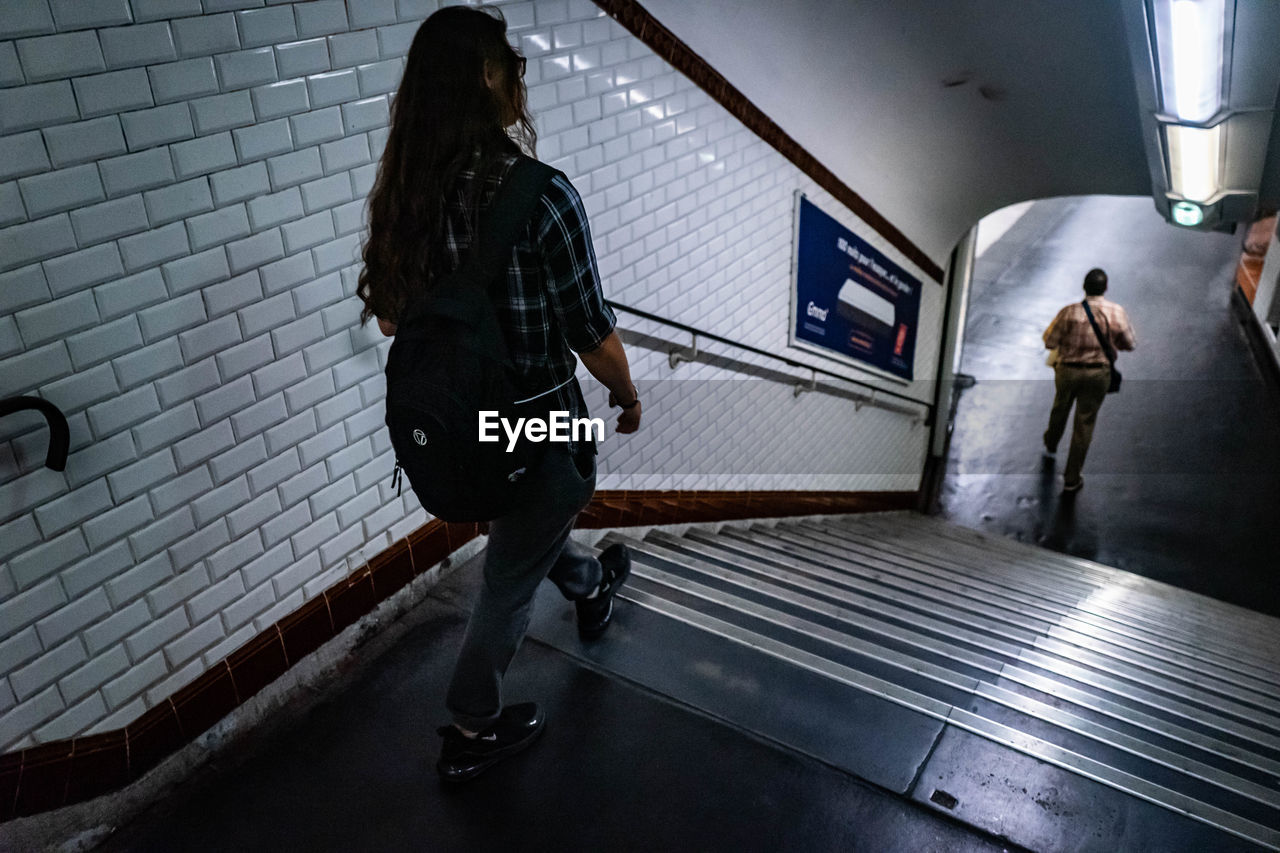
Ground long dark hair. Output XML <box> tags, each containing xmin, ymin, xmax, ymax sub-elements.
<box><xmin>357</xmin><ymin>5</ymin><xmax>536</xmax><ymax>326</ymax></box>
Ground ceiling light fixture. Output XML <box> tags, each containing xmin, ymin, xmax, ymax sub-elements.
<box><xmin>1160</xmin><ymin>0</ymin><xmax>1226</xmax><ymax>122</ymax></box>
<box><xmin>1170</xmin><ymin>200</ymin><xmax>1206</xmax><ymax>227</ymax></box>
<box><xmin>1165</xmin><ymin>122</ymin><xmax>1221</xmax><ymax>202</ymax></box>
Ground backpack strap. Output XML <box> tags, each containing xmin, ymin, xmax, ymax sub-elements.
<box><xmin>401</xmin><ymin>155</ymin><xmax>557</xmax><ymax>326</ymax></box>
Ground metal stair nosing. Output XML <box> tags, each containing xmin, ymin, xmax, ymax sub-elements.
<box><xmin>606</xmin><ymin>541</ymin><xmax>1280</xmax><ymax>851</ymax></box>
<box><xmin>622</xmin><ymin>541</ymin><xmax>1280</xmax><ymax>816</ymax></box>
<box><xmin>800</xmin><ymin>520</ymin><xmax>1280</xmax><ymax>668</ymax></box>
<box><xmin>903</xmin><ymin>511</ymin><xmax>1280</xmax><ymax>625</ymax></box>
<box><xmin>701</xmin><ymin>527</ymin><xmax>1280</xmax><ymax>755</ymax></box>
<box><xmin>749</xmin><ymin>524</ymin><xmax>1280</xmax><ymax>684</ymax></box>
<box><xmin>631</xmin><ymin>536</ymin><xmax>1280</xmax><ymax>774</ymax></box>
<box><xmin>665</xmin><ymin>530</ymin><xmax>1280</xmax><ymax>718</ymax></box>
<box><xmin>869</xmin><ymin>513</ymin><xmax>1280</xmax><ymax>641</ymax></box>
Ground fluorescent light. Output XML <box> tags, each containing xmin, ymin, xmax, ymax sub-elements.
<box><xmin>1153</xmin><ymin>0</ymin><xmax>1225</xmax><ymax>122</ymax></box>
<box><xmin>1165</xmin><ymin>123</ymin><xmax>1221</xmax><ymax>201</ymax></box>
<box><xmin>1171</xmin><ymin>201</ymin><xmax>1205</xmax><ymax>226</ymax></box>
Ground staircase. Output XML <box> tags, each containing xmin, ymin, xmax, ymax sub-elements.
<box><xmin>527</xmin><ymin>511</ymin><xmax>1280</xmax><ymax>852</ymax></box>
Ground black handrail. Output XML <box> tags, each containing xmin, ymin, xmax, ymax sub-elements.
<box><xmin>607</xmin><ymin>301</ymin><xmax>932</xmax><ymax>412</ymax></box>
<box><xmin>0</xmin><ymin>396</ymin><xmax>69</xmax><ymax>472</ymax></box>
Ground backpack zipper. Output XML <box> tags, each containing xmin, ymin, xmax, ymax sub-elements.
<box><xmin>391</xmin><ymin>459</ymin><xmax>403</xmax><ymax>496</ymax></box>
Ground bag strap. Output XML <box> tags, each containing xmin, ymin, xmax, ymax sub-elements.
<box><xmin>402</xmin><ymin>155</ymin><xmax>557</xmax><ymax>325</ymax></box>
<box><xmin>1081</xmin><ymin>299</ymin><xmax>1116</xmax><ymax>365</ymax></box>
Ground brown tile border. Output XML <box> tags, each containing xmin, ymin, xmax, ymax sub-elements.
<box><xmin>0</xmin><ymin>490</ymin><xmax>913</xmax><ymax>821</ymax></box>
<box><xmin>591</xmin><ymin>0</ymin><xmax>945</xmax><ymax>284</ymax></box>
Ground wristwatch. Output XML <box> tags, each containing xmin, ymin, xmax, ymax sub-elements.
<box><xmin>618</xmin><ymin>385</ymin><xmax>640</xmax><ymax>409</ymax></box>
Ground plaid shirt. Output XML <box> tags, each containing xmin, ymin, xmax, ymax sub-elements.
<box><xmin>1044</xmin><ymin>296</ymin><xmax>1136</xmax><ymax>365</ymax></box>
<box><xmin>440</xmin><ymin>153</ymin><xmax>616</xmax><ymax>452</ymax></box>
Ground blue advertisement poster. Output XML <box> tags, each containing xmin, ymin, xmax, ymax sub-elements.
<box><xmin>791</xmin><ymin>194</ymin><xmax>922</xmax><ymax>381</ymax></box>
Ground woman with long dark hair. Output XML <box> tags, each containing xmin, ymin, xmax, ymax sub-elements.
<box><xmin>357</xmin><ymin>5</ymin><xmax>642</xmax><ymax>782</ymax></box>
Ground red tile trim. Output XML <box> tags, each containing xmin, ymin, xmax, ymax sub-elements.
<box><xmin>3</xmin><ymin>489</ymin><xmax>913</xmax><ymax>819</ymax></box>
<box><xmin>590</xmin><ymin>0</ymin><xmax>944</xmax><ymax>284</ymax></box>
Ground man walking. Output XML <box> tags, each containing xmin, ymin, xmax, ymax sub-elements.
<box><xmin>1042</xmin><ymin>268</ymin><xmax>1136</xmax><ymax>492</ymax></box>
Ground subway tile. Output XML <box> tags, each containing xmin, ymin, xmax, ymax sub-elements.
<box><xmin>66</xmin><ymin>315</ymin><xmax>142</xmax><ymax>369</ymax></box>
<box><xmin>61</xmin><ymin>540</ymin><xmax>132</xmax><ymax>600</ymax></box>
<box><xmin>214</xmin><ymin>47</ymin><xmax>277</xmax><ymax>91</ymax></box>
<box><xmin>0</xmin><ymin>132</ymin><xmax>52</xmax><ymax>183</ymax></box>
<box><xmin>49</xmin><ymin>0</ymin><xmax>132</xmax><ymax>31</ymax></box>
<box><xmin>39</xmin><ymin>361</ymin><xmax>117</xmax><ymax>415</ymax></box>
<box><xmin>280</xmin><ymin>210</ymin><xmax>333</xmax><ymax>254</ymax></box>
<box><xmin>9</xmin><ymin>534</ymin><xmax>88</xmax><ymax>595</ymax></box>
<box><xmin>42</xmin><ymin>118</ymin><xmax>126</xmax><ymax>169</ymax></box>
<box><xmin>171</xmin><ymin>132</ymin><xmax>237</xmax><ymax>179</ymax></box>
<box><xmin>205</xmin><ymin>531</ymin><xmax>265</xmax><ymax>580</ymax></box>
<box><xmin>327</xmin><ymin>29</ymin><xmax>377</xmax><ymax>68</ymax></box>
<box><xmin>69</xmin><ymin>195</ymin><xmax>148</xmax><ymax>247</ymax></box>
<box><xmin>130</xmin><ymin>402</ymin><xmax>200</xmax><ymax>456</ymax></box>
<box><xmin>251</xmin><ymin>78</ymin><xmax>309</xmax><ymax>120</ymax></box>
<box><xmin>236</xmin><ymin>6</ymin><xmax>296</xmax><ymax>48</ymax></box>
<box><xmin>189</xmin><ymin>90</ymin><xmax>255</xmax><ymax>135</ymax></box>
<box><xmin>0</xmin><ymin>80</ymin><xmax>78</xmax><ymax>134</ymax></box>
<box><xmin>72</xmin><ymin>68</ymin><xmax>153</xmax><ymax>119</ymax></box>
<box><xmin>43</xmin><ymin>243</ymin><xmax>124</xmax><ymax>297</ymax></box>
<box><xmin>266</xmin><ymin>146</ymin><xmax>323</xmax><ymax>190</ymax></box>
<box><xmin>171</xmin><ymin>418</ymin><xmax>235</xmax><ymax>470</ymax></box>
<box><xmin>305</xmin><ymin>68</ymin><xmax>357</xmax><ymax>107</ymax></box>
<box><xmin>295</xmin><ymin>0</ymin><xmax>349</xmax><ymax>39</ymax></box>
<box><xmin>355</xmin><ymin>58</ymin><xmax>400</xmax><ymax>97</ymax></box>
<box><xmin>17</xmin><ymin>164</ymin><xmax>104</xmax><ymax>219</ymax></box>
<box><xmin>33</xmin><ymin>479</ymin><xmax>113</xmax><ymax>541</ymax></box>
<box><xmin>376</xmin><ymin>21</ymin><xmax>416</xmax><ymax>60</ymax></box>
<box><xmin>0</xmin><ymin>42</ymin><xmax>24</xmax><ymax>87</ymax></box>
<box><xmin>148</xmin><ymin>56</ymin><xmax>218</xmax><ymax>103</ymax></box>
<box><xmin>214</xmin><ymin>328</ymin><xmax>273</xmax><ymax>378</ymax></box>
<box><xmin>15</xmin><ymin>32</ymin><xmax>105</xmax><ymax>82</ymax></box>
<box><xmin>133</xmin><ymin>0</ymin><xmax>203</xmax><ymax>20</ymax></box>
<box><xmin>120</xmin><ymin>104</ymin><xmax>194</xmax><ymax>152</ymax></box>
<box><xmin>147</xmin><ymin>467</ymin><xmax>212</xmax><ymax>518</ymax></box>
<box><xmin>83</xmin><ymin>494</ymin><xmax>154</xmax><ymax>551</ymax></box>
<box><xmin>231</xmin><ymin>116</ymin><xmax>292</xmax><ymax>161</ymax></box>
<box><xmin>204</xmin><ymin>267</ymin><xmax>264</xmax><ymax>316</ymax></box>
<box><xmin>318</xmin><ymin>135</ymin><xmax>369</xmax><ymax>174</ymax></box>
<box><xmin>193</xmin><ymin>373</ymin><xmax>254</xmax><ymax>425</ymax></box>
<box><xmin>251</xmin><ymin>351</ymin><xmax>307</xmax><ymax>398</ymax></box>
<box><xmin>244</xmin><ymin>445</ymin><xmax>298</xmax><ymax>496</ymax></box>
<box><xmin>0</xmin><ymin>0</ymin><xmax>56</xmax><ymax>39</ymax></box>
<box><xmin>209</xmin><ymin>161</ymin><xmax>270</xmax><ymax>207</ymax></box>
<box><xmin>112</xmin><ymin>337</ymin><xmax>184</xmax><ymax>389</ymax></box>
<box><xmin>99</xmin><ymin>22</ymin><xmax>176</xmax><ymax>69</ymax></box>
<box><xmin>0</xmin><ymin>214</ymin><xmax>78</xmax><ymax>271</ymax></box>
<box><xmin>231</xmin><ymin>392</ymin><xmax>287</xmax><ymax>441</ymax></box>
<box><xmin>160</xmin><ymin>246</ymin><xmax>229</xmax><ymax>297</ymax></box>
<box><xmin>118</xmin><ymin>221</ymin><xmax>190</xmax><ymax>272</ymax></box>
<box><xmin>172</xmin><ymin>12</ymin><xmax>239</xmax><ymax>57</ymax></box>
<box><xmin>185</xmin><ymin>203</ymin><xmax>250</xmax><ymax>252</ymax></box>
<box><xmin>289</xmin><ymin>106</ymin><xmax>343</xmax><ymax>146</ymax></box>
<box><xmin>0</xmin><ymin>265</ymin><xmax>50</xmax><ymax>316</ymax></box>
<box><xmin>99</xmin><ymin>147</ymin><xmax>178</xmax><ymax>198</ymax></box>
<box><xmin>86</xmin><ymin>384</ymin><xmax>161</xmax><ymax>436</ymax></box>
<box><xmin>15</xmin><ymin>291</ymin><xmax>100</xmax><ymax>347</ymax></box>
<box><xmin>0</xmin><ymin>183</ymin><xmax>26</xmax><ymax>228</ymax></box>
<box><xmin>106</xmin><ymin>449</ymin><xmax>177</xmax><ymax>504</ymax></box>
<box><xmin>275</xmin><ymin>38</ymin><xmax>330</xmax><ymax>79</ymax></box>
<box><xmin>299</xmin><ymin>172</ymin><xmax>351</xmax><ymax>213</ymax></box>
<box><xmin>331</xmin><ymin>197</ymin><xmax>365</xmax><ymax>236</ymax></box>
<box><xmin>225</xmin><ymin>229</ymin><xmax>283</xmax><ymax>274</ymax></box>
<box><xmin>136</xmin><ymin>290</ymin><xmax>206</xmax><ymax>342</ymax></box>
<box><xmin>207</xmin><ymin>433</ymin><xmax>267</xmax><ymax>484</ymax></box>
<box><xmin>245</xmin><ymin>185</ymin><xmax>304</xmax><ymax>230</ymax></box>
<box><xmin>348</xmin><ymin>0</ymin><xmax>396</xmax><ymax>29</ymax></box>
<box><xmin>258</xmin><ymin>250</ymin><xmax>313</xmax><ymax>294</ymax></box>
<box><xmin>179</xmin><ymin>314</ymin><xmax>241</xmax><ymax>365</ymax></box>
<box><xmin>238</xmin><ymin>289</ymin><xmax>295</xmax><ymax>338</ymax></box>
<box><xmin>93</xmin><ymin>268</ymin><xmax>167</xmax><ymax>321</ymax></box>
<box><xmin>202</xmin><ymin>0</ymin><xmax>265</xmax><ymax>11</ymax></box>
<box><xmin>340</xmin><ymin>96</ymin><xmax>387</xmax><ymax>134</ymax></box>
<box><xmin>310</xmin><ymin>231</ymin><xmax>359</xmax><ymax>274</ymax></box>
<box><xmin>144</xmin><ymin>176</ymin><xmax>215</xmax><ymax>226</ymax></box>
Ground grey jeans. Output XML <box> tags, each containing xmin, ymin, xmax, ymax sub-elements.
<box><xmin>445</xmin><ymin>442</ymin><xmax>601</xmax><ymax>730</ymax></box>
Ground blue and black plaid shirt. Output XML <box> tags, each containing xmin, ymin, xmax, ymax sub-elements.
<box><xmin>441</xmin><ymin>153</ymin><xmax>616</xmax><ymax>453</ymax></box>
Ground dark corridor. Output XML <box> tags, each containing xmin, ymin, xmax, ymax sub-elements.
<box><xmin>942</xmin><ymin>195</ymin><xmax>1280</xmax><ymax>618</ymax></box>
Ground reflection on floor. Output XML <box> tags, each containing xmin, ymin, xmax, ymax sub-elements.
<box><xmin>943</xmin><ymin>196</ymin><xmax>1280</xmax><ymax>618</ymax></box>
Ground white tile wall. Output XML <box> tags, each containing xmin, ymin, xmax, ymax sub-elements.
<box><xmin>0</xmin><ymin>0</ymin><xmax>947</xmax><ymax>752</ymax></box>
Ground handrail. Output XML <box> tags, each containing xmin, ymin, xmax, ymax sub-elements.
<box><xmin>0</xmin><ymin>396</ymin><xmax>69</xmax><ymax>471</ymax></box>
<box><xmin>607</xmin><ymin>301</ymin><xmax>933</xmax><ymax>414</ymax></box>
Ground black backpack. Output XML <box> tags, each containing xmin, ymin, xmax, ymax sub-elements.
<box><xmin>384</xmin><ymin>156</ymin><xmax>558</xmax><ymax>522</ymax></box>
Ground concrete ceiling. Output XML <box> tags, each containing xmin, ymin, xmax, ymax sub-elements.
<box><xmin>641</xmin><ymin>0</ymin><xmax>1156</xmax><ymax>266</ymax></box>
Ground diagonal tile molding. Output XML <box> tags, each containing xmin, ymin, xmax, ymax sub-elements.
<box><xmin>0</xmin><ymin>489</ymin><xmax>914</xmax><ymax>822</ymax></box>
<box><xmin>591</xmin><ymin>0</ymin><xmax>945</xmax><ymax>284</ymax></box>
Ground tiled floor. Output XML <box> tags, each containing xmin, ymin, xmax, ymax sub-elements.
<box><xmin>942</xmin><ymin>195</ymin><xmax>1280</xmax><ymax>618</ymax></box>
